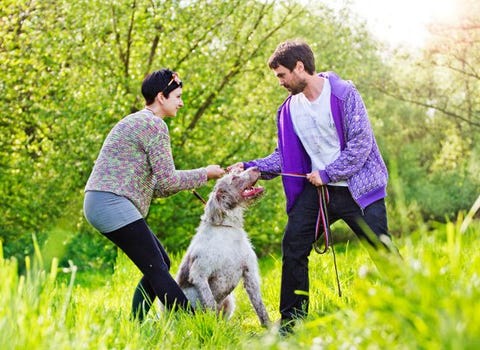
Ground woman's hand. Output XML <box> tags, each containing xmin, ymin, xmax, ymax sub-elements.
<box><xmin>206</xmin><ymin>165</ymin><xmax>225</xmax><ymax>180</ymax></box>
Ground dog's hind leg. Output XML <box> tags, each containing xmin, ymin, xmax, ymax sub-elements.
<box><xmin>218</xmin><ymin>294</ymin><xmax>236</xmax><ymax>320</ymax></box>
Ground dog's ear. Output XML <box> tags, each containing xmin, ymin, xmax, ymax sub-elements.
<box><xmin>216</xmin><ymin>187</ymin><xmax>236</xmax><ymax>210</ymax></box>
<box><xmin>204</xmin><ymin>189</ymin><xmax>226</xmax><ymax>224</ymax></box>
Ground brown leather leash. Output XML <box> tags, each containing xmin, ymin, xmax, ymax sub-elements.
<box><xmin>192</xmin><ymin>189</ymin><xmax>207</xmax><ymax>205</ymax></box>
<box><xmin>262</xmin><ymin>171</ymin><xmax>342</xmax><ymax>297</ymax></box>
<box><xmin>314</xmin><ymin>185</ymin><xmax>342</xmax><ymax>297</ymax></box>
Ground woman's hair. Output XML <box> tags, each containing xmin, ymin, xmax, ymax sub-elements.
<box><xmin>141</xmin><ymin>68</ymin><xmax>183</xmax><ymax>104</ymax></box>
<box><xmin>268</xmin><ymin>40</ymin><xmax>316</xmax><ymax>75</ymax></box>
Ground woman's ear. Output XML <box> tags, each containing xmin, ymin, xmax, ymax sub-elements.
<box><xmin>156</xmin><ymin>92</ymin><xmax>165</xmax><ymax>104</ymax></box>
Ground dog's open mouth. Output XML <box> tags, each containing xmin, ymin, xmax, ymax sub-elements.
<box><xmin>241</xmin><ymin>186</ymin><xmax>264</xmax><ymax>199</ymax></box>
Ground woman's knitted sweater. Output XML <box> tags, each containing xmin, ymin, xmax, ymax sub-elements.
<box><xmin>85</xmin><ymin>109</ymin><xmax>207</xmax><ymax>217</ymax></box>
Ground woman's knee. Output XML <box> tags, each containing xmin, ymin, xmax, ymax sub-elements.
<box><xmin>140</xmin><ymin>259</ymin><xmax>170</xmax><ymax>278</ymax></box>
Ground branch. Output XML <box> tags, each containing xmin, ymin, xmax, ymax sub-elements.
<box><xmin>111</xmin><ymin>6</ymin><xmax>125</xmax><ymax>67</ymax></box>
<box><xmin>179</xmin><ymin>2</ymin><xmax>305</xmax><ymax>145</ymax></box>
<box><xmin>376</xmin><ymin>84</ymin><xmax>480</xmax><ymax>128</ymax></box>
<box><xmin>111</xmin><ymin>0</ymin><xmax>137</xmax><ymax>79</ymax></box>
<box><xmin>430</xmin><ymin>50</ymin><xmax>480</xmax><ymax>81</ymax></box>
<box><xmin>124</xmin><ymin>0</ymin><xmax>138</xmax><ymax>78</ymax></box>
<box><xmin>219</xmin><ymin>128</ymin><xmax>257</xmax><ymax>165</ymax></box>
<box><xmin>174</xmin><ymin>0</ymin><xmax>242</xmax><ymax>69</ymax></box>
<box><xmin>145</xmin><ymin>33</ymin><xmax>160</xmax><ymax>75</ymax></box>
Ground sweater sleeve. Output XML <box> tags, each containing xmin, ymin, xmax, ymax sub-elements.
<box><xmin>145</xmin><ymin>119</ymin><xmax>208</xmax><ymax>198</ymax></box>
<box><xmin>243</xmin><ymin>148</ymin><xmax>282</xmax><ymax>180</ymax></box>
<box><xmin>321</xmin><ymin>86</ymin><xmax>373</xmax><ymax>183</ymax></box>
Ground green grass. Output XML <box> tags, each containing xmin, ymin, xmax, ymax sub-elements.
<box><xmin>1</xmin><ymin>216</ymin><xmax>480</xmax><ymax>349</ymax></box>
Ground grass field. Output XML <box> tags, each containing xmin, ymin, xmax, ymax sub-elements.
<box><xmin>1</xmin><ymin>213</ymin><xmax>479</xmax><ymax>349</ymax></box>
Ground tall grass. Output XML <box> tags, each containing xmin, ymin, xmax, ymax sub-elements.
<box><xmin>1</xmin><ymin>215</ymin><xmax>480</xmax><ymax>349</ymax></box>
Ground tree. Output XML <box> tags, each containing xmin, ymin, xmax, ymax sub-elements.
<box><xmin>0</xmin><ymin>0</ymin><xmax>393</xmax><ymax>266</ymax></box>
<box><xmin>366</xmin><ymin>0</ymin><xmax>480</xmax><ymax>220</ymax></box>
<box><xmin>0</xmin><ymin>0</ymin><xmax>309</xmax><ymax>262</ymax></box>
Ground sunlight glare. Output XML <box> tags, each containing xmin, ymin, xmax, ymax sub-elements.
<box><xmin>325</xmin><ymin>0</ymin><xmax>460</xmax><ymax>47</ymax></box>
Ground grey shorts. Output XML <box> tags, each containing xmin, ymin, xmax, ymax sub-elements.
<box><xmin>83</xmin><ymin>191</ymin><xmax>143</xmax><ymax>233</ymax></box>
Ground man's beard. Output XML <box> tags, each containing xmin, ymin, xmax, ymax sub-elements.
<box><xmin>287</xmin><ymin>79</ymin><xmax>307</xmax><ymax>95</ymax></box>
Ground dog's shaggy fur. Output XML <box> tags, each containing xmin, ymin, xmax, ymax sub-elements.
<box><xmin>175</xmin><ymin>167</ymin><xmax>270</xmax><ymax>326</ymax></box>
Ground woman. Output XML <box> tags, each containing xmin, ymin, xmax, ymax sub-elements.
<box><xmin>84</xmin><ymin>69</ymin><xmax>225</xmax><ymax>321</ymax></box>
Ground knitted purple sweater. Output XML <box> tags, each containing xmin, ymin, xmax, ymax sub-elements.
<box><xmin>85</xmin><ymin>110</ymin><xmax>208</xmax><ymax>217</ymax></box>
<box><xmin>244</xmin><ymin>72</ymin><xmax>388</xmax><ymax>212</ymax></box>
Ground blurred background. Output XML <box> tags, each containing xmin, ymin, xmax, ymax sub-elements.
<box><xmin>1</xmin><ymin>0</ymin><xmax>478</xmax><ymax>273</ymax></box>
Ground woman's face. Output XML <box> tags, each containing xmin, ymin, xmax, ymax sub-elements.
<box><xmin>162</xmin><ymin>87</ymin><xmax>184</xmax><ymax>117</ymax></box>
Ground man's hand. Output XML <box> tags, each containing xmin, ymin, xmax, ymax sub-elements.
<box><xmin>306</xmin><ymin>170</ymin><xmax>324</xmax><ymax>187</ymax></box>
<box><xmin>226</xmin><ymin>162</ymin><xmax>244</xmax><ymax>173</ymax></box>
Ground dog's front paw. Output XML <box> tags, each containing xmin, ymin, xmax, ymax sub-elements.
<box><xmin>259</xmin><ymin>314</ymin><xmax>271</xmax><ymax>328</ymax></box>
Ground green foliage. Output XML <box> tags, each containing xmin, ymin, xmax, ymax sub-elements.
<box><xmin>366</xmin><ymin>2</ymin><xmax>480</xmax><ymax>224</ymax></box>
<box><xmin>1</xmin><ymin>219</ymin><xmax>480</xmax><ymax>349</ymax></box>
<box><xmin>1</xmin><ymin>0</ymin><xmax>385</xmax><ymax>264</ymax></box>
<box><xmin>295</xmin><ymin>220</ymin><xmax>480</xmax><ymax>349</ymax></box>
<box><xmin>60</xmin><ymin>225</ymin><xmax>117</xmax><ymax>275</ymax></box>
<box><xmin>1</xmin><ymin>0</ymin><xmax>478</xmax><ymax>268</ymax></box>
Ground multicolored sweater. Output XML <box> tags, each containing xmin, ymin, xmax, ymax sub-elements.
<box><xmin>244</xmin><ymin>72</ymin><xmax>388</xmax><ymax>212</ymax></box>
<box><xmin>85</xmin><ymin>109</ymin><xmax>208</xmax><ymax>217</ymax></box>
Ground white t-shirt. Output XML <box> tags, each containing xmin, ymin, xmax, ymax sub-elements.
<box><xmin>290</xmin><ymin>78</ymin><xmax>347</xmax><ymax>186</ymax></box>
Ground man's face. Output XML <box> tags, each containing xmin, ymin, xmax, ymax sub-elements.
<box><xmin>272</xmin><ymin>64</ymin><xmax>306</xmax><ymax>95</ymax></box>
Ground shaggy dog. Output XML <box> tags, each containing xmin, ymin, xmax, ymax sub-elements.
<box><xmin>175</xmin><ymin>167</ymin><xmax>270</xmax><ymax>326</ymax></box>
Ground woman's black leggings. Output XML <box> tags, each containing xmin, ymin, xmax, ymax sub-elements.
<box><xmin>103</xmin><ymin>219</ymin><xmax>192</xmax><ymax>321</ymax></box>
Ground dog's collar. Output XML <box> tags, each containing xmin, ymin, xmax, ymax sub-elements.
<box><xmin>203</xmin><ymin>220</ymin><xmax>239</xmax><ymax>229</ymax></box>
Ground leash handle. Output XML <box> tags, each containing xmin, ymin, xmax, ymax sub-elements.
<box><xmin>314</xmin><ymin>185</ymin><xmax>342</xmax><ymax>297</ymax></box>
<box><xmin>313</xmin><ymin>186</ymin><xmax>330</xmax><ymax>254</ymax></box>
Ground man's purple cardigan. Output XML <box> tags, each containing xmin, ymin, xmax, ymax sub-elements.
<box><xmin>244</xmin><ymin>71</ymin><xmax>388</xmax><ymax>213</ymax></box>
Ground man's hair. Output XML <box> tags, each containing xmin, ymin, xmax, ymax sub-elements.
<box><xmin>268</xmin><ymin>40</ymin><xmax>315</xmax><ymax>74</ymax></box>
<box><xmin>141</xmin><ymin>68</ymin><xmax>183</xmax><ymax>104</ymax></box>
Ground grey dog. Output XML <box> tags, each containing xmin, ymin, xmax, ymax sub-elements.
<box><xmin>175</xmin><ymin>167</ymin><xmax>270</xmax><ymax>326</ymax></box>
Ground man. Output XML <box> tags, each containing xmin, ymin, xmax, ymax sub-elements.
<box><xmin>228</xmin><ymin>40</ymin><xmax>395</xmax><ymax>334</ymax></box>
